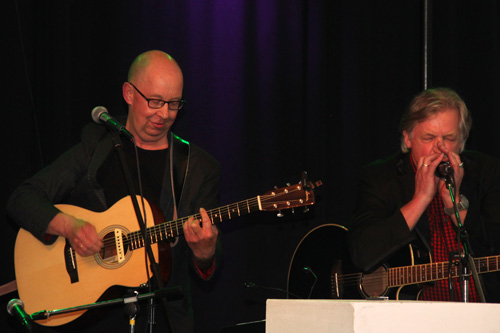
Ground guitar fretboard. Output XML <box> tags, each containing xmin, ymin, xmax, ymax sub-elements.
<box><xmin>125</xmin><ymin>196</ymin><xmax>261</xmax><ymax>250</ymax></box>
<box><xmin>388</xmin><ymin>255</ymin><xmax>500</xmax><ymax>287</ymax></box>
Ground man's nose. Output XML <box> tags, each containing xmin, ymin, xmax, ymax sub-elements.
<box><xmin>434</xmin><ymin>138</ymin><xmax>445</xmax><ymax>151</ymax></box>
<box><xmin>156</xmin><ymin>105</ymin><xmax>170</xmax><ymax>119</ymax></box>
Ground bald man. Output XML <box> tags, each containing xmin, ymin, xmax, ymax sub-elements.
<box><xmin>7</xmin><ymin>50</ymin><xmax>222</xmax><ymax>332</ymax></box>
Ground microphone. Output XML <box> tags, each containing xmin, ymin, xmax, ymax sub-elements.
<box><xmin>435</xmin><ymin>161</ymin><xmax>454</xmax><ymax>178</ymax></box>
<box><xmin>435</xmin><ymin>161</ymin><xmax>455</xmax><ymax>188</ymax></box>
<box><xmin>91</xmin><ymin>106</ymin><xmax>133</xmax><ymax>139</ymax></box>
<box><xmin>7</xmin><ymin>299</ymin><xmax>33</xmax><ymax>332</ymax></box>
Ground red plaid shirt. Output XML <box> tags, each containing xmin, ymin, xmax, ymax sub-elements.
<box><xmin>411</xmin><ymin>159</ymin><xmax>479</xmax><ymax>301</ymax></box>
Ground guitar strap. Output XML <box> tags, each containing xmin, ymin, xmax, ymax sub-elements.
<box><xmin>169</xmin><ymin>132</ymin><xmax>190</xmax><ymax>220</ymax></box>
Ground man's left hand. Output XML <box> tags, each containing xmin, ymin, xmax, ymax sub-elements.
<box><xmin>183</xmin><ymin>208</ymin><xmax>218</xmax><ymax>264</ymax></box>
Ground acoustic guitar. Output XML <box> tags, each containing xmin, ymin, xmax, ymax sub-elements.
<box><xmin>287</xmin><ymin>224</ymin><xmax>500</xmax><ymax>301</ymax></box>
<box><xmin>15</xmin><ymin>181</ymin><xmax>321</xmax><ymax>327</ymax></box>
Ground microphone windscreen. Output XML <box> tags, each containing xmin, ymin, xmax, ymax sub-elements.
<box><xmin>91</xmin><ymin>106</ymin><xmax>108</xmax><ymax>124</ymax></box>
<box><xmin>6</xmin><ymin>298</ymin><xmax>24</xmax><ymax>316</ymax></box>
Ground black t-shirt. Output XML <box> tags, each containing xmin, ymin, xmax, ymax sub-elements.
<box><xmin>97</xmin><ymin>139</ymin><xmax>168</xmax><ymax>209</ymax></box>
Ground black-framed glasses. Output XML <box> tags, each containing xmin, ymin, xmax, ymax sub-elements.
<box><xmin>128</xmin><ymin>82</ymin><xmax>185</xmax><ymax>110</ymax></box>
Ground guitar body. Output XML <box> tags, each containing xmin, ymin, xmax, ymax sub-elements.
<box><xmin>287</xmin><ymin>224</ymin><xmax>360</xmax><ymax>300</ymax></box>
<box><xmin>14</xmin><ymin>196</ymin><xmax>161</xmax><ymax>327</ymax></box>
<box><xmin>289</xmin><ymin>222</ymin><xmax>500</xmax><ymax>301</ymax></box>
<box><xmin>13</xmin><ymin>181</ymin><xmax>320</xmax><ymax>327</ymax></box>
<box><xmin>287</xmin><ymin>224</ymin><xmax>431</xmax><ymax>301</ymax></box>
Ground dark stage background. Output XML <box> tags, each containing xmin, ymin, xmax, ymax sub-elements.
<box><xmin>3</xmin><ymin>0</ymin><xmax>500</xmax><ymax>332</ymax></box>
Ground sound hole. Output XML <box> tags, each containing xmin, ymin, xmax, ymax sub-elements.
<box><xmin>360</xmin><ymin>266</ymin><xmax>388</xmax><ymax>298</ymax></box>
<box><xmin>95</xmin><ymin>225</ymin><xmax>131</xmax><ymax>269</ymax></box>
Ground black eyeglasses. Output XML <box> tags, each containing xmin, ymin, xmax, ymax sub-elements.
<box><xmin>128</xmin><ymin>82</ymin><xmax>185</xmax><ymax>111</ymax></box>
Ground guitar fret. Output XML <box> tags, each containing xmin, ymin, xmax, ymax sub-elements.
<box><xmin>131</xmin><ymin>231</ymin><xmax>139</xmax><ymax>250</ymax></box>
<box><xmin>168</xmin><ymin>223</ymin><xmax>173</xmax><ymax>239</ymax></box>
<box><xmin>157</xmin><ymin>225</ymin><xmax>164</xmax><ymax>241</ymax></box>
<box><xmin>159</xmin><ymin>225</ymin><xmax>166</xmax><ymax>241</ymax></box>
<box><xmin>211</xmin><ymin>210</ymin><xmax>217</xmax><ymax>221</ymax></box>
<box><xmin>150</xmin><ymin>229</ymin><xmax>156</xmax><ymax>244</ymax></box>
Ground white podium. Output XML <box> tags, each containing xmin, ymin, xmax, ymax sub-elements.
<box><xmin>266</xmin><ymin>299</ymin><xmax>500</xmax><ymax>332</ymax></box>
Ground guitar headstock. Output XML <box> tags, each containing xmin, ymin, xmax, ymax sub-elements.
<box><xmin>259</xmin><ymin>180</ymin><xmax>322</xmax><ymax>212</ymax></box>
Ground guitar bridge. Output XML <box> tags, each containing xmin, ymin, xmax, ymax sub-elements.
<box><xmin>64</xmin><ymin>239</ymin><xmax>79</xmax><ymax>283</ymax></box>
<box><xmin>115</xmin><ymin>229</ymin><xmax>126</xmax><ymax>263</ymax></box>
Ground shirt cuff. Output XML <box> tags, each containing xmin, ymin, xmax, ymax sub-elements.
<box><xmin>193</xmin><ymin>258</ymin><xmax>215</xmax><ymax>279</ymax></box>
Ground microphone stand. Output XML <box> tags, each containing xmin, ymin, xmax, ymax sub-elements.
<box><xmin>30</xmin><ymin>286</ymin><xmax>183</xmax><ymax>332</ymax></box>
<box><xmin>111</xmin><ymin>133</ymin><xmax>176</xmax><ymax>332</ymax></box>
<box><xmin>445</xmin><ymin>174</ymin><xmax>485</xmax><ymax>302</ymax></box>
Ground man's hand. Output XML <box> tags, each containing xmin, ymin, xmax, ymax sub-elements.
<box><xmin>401</xmin><ymin>152</ymin><xmax>444</xmax><ymax>230</ymax></box>
<box><xmin>413</xmin><ymin>152</ymin><xmax>444</xmax><ymax>203</ymax></box>
<box><xmin>47</xmin><ymin>212</ymin><xmax>103</xmax><ymax>257</ymax></box>
<box><xmin>183</xmin><ymin>208</ymin><xmax>218</xmax><ymax>267</ymax></box>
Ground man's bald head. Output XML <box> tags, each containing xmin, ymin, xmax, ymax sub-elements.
<box><xmin>127</xmin><ymin>50</ymin><xmax>183</xmax><ymax>86</ymax></box>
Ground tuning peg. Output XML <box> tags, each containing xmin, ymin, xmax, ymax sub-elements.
<box><xmin>291</xmin><ymin>207</ymin><xmax>295</xmax><ymax>214</ymax></box>
<box><xmin>277</xmin><ymin>210</ymin><xmax>284</xmax><ymax>218</ymax></box>
<box><xmin>286</xmin><ymin>183</ymin><xmax>291</xmax><ymax>186</ymax></box>
<box><xmin>303</xmin><ymin>207</ymin><xmax>310</xmax><ymax>213</ymax></box>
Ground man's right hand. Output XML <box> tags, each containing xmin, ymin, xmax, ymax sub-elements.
<box><xmin>47</xmin><ymin>212</ymin><xmax>103</xmax><ymax>256</ymax></box>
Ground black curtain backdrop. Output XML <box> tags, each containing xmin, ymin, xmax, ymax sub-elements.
<box><xmin>3</xmin><ymin>1</ymin><xmax>500</xmax><ymax>332</ymax></box>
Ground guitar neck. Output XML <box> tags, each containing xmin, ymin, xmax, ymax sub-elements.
<box><xmin>388</xmin><ymin>254</ymin><xmax>500</xmax><ymax>288</ymax></box>
<box><xmin>127</xmin><ymin>196</ymin><xmax>262</xmax><ymax>250</ymax></box>
<box><xmin>124</xmin><ymin>181</ymin><xmax>317</xmax><ymax>251</ymax></box>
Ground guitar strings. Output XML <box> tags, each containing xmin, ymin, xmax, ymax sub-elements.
<box><xmin>331</xmin><ymin>257</ymin><xmax>494</xmax><ymax>291</ymax></box>
<box><xmin>98</xmin><ymin>187</ymin><xmax>301</xmax><ymax>249</ymax></box>
<box><xmin>76</xmin><ymin>187</ymin><xmax>304</xmax><ymax>264</ymax></box>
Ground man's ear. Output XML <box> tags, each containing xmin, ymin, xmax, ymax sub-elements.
<box><xmin>403</xmin><ymin>130</ymin><xmax>413</xmax><ymax>149</ymax></box>
<box><xmin>122</xmin><ymin>82</ymin><xmax>133</xmax><ymax>105</ymax></box>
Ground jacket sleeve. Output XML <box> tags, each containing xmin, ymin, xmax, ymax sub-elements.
<box><xmin>348</xmin><ymin>163</ymin><xmax>416</xmax><ymax>272</ymax></box>
<box><xmin>6</xmin><ymin>123</ymin><xmax>107</xmax><ymax>243</ymax></box>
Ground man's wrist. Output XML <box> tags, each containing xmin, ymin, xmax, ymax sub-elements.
<box><xmin>193</xmin><ymin>256</ymin><xmax>215</xmax><ymax>271</ymax></box>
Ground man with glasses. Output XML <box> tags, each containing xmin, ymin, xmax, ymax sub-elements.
<box><xmin>7</xmin><ymin>50</ymin><xmax>221</xmax><ymax>332</ymax></box>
